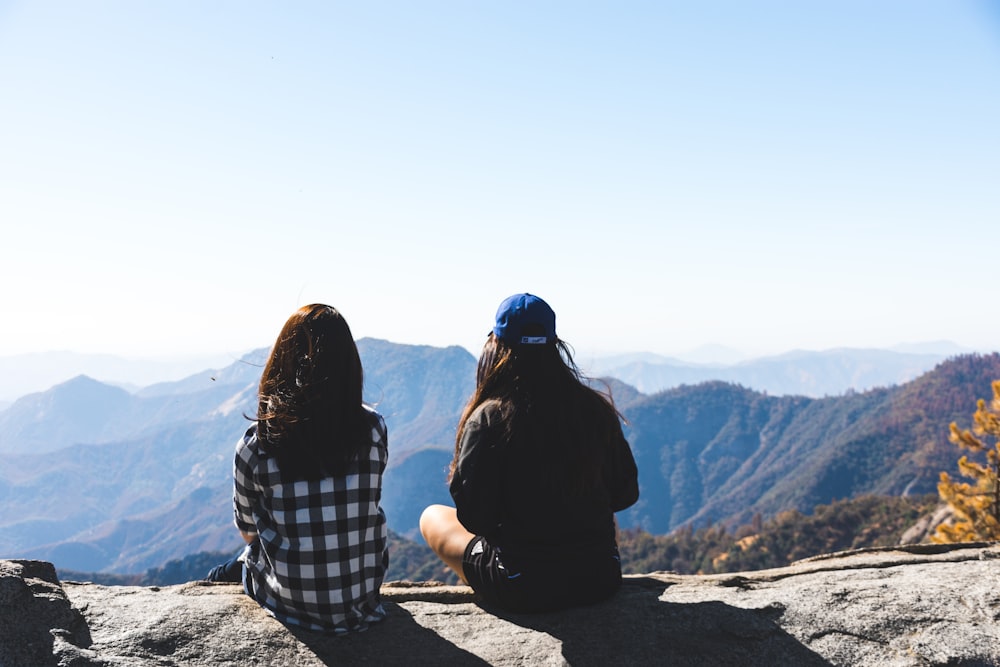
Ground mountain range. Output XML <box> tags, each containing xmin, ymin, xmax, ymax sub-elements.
<box><xmin>0</xmin><ymin>339</ymin><xmax>472</xmax><ymax>572</ymax></box>
<box><xmin>618</xmin><ymin>352</ymin><xmax>1000</xmax><ymax>533</ymax></box>
<box><xmin>1</xmin><ymin>340</ymin><xmax>997</xmax><ymax>575</ymax></box>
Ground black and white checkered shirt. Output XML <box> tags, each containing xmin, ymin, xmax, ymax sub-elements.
<box><xmin>233</xmin><ymin>406</ymin><xmax>389</xmax><ymax>633</ymax></box>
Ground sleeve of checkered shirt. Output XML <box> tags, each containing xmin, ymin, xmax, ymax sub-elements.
<box><xmin>232</xmin><ymin>426</ymin><xmax>259</xmax><ymax>534</ymax></box>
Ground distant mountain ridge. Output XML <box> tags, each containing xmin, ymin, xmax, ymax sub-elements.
<box><xmin>0</xmin><ymin>374</ymin><xmax>255</xmax><ymax>456</ymax></box>
<box><xmin>0</xmin><ymin>350</ymin><xmax>242</xmax><ymax>402</ymax></box>
<box><xmin>0</xmin><ymin>343</ymin><xmax>970</xmax><ymax>405</ymax></box>
<box><xmin>586</xmin><ymin>347</ymin><xmax>956</xmax><ymax>397</ymax></box>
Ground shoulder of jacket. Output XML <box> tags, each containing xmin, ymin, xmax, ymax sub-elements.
<box><xmin>471</xmin><ymin>398</ymin><xmax>503</xmax><ymax>419</ymax></box>
<box><xmin>363</xmin><ymin>404</ymin><xmax>388</xmax><ymax>441</ymax></box>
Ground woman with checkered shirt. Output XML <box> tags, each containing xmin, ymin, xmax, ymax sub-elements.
<box><xmin>420</xmin><ymin>294</ymin><xmax>639</xmax><ymax>612</ymax></box>
<box><xmin>208</xmin><ymin>304</ymin><xmax>389</xmax><ymax>633</ymax></box>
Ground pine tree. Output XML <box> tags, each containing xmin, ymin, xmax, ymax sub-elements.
<box><xmin>933</xmin><ymin>380</ymin><xmax>1000</xmax><ymax>543</ymax></box>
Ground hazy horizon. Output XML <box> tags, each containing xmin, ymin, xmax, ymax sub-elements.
<box><xmin>0</xmin><ymin>337</ymin><xmax>986</xmax><ymax>403</ymax></box>
<box><xmin>2</xmin><ymin>2</ymin><xmax>998</xmax><ymax>362</ymax></box>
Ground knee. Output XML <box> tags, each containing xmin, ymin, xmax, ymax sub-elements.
<box><xmin>419</xmin><ymin>504</ymin><xmax>451</xmax><ymax>541</ymax></box>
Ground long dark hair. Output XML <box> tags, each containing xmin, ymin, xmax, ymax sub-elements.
<box><xmin>449</xmin><ymin>332</ymin><xmax>623</xmax><ymax>494</ymax></box>
<box><xmin>256</xmin><ymin>304</ymin><xmax>377</xmax><ymax>480</ymax></box>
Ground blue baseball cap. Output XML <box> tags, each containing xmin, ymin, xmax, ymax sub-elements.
<box><xmin>493</xmin><ymin>293</ymin><xmax>557</xmax><ymax>345</ymax></box>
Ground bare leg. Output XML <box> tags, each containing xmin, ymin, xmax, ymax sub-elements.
<box><xmin>419</xmin><ymin>504</ymin><xmax>475</xmax><ymax>584</ymax></box>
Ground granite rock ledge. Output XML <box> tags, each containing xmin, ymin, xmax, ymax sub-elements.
<box><xmin>2</xmin><ymin>542</ymin><xmax>999</xmax><ymax>666</ymax></box>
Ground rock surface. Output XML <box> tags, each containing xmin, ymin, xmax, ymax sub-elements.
<box><xmin>3</xmin><ymin>543</ymin><xmax>1000</xmax><ymax>666</ymax></box>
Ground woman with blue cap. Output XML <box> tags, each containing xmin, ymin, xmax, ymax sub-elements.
<box><xmin>420</xmin><ymin>293</ymin><xmax>639</xmax><ymax>612</ymax></box>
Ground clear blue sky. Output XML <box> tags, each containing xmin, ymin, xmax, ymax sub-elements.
<box><xmin>2</xmin><ymin>1</ymin><xmax>999</xmax><ymax>362</ymax></box>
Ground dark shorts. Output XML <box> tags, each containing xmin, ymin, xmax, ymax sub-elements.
<box><xmin>462</xmin><ymin>536</ymin><xmax>622</xmax><ymax>613</ymax></box>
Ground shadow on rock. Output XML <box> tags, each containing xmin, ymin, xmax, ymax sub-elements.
<box><xmin>285</xmin><ymin>602</ymin><xmax>491</xmax><ymax>666</ymax></box>
<box><xmin>485</xmin><ymin>577</ymin><xmax>833</xmax><ymax>667</ymax></box>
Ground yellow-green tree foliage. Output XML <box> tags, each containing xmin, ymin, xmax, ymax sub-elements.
<box><xmin>933</xmin><ymin>380</ymin><xmax>1000</xmax><ymax>543</ymax></box>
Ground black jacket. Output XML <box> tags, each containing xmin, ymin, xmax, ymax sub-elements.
<box><xmin>449</xmin><ymin>399</ymin><xmax>639</xmax><ymax>566</ymax></box>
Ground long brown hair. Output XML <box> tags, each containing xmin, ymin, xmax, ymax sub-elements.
<box><xmin>449</xmin><ymin>332</ymin><xmax>623</xmax><ymax>494</ymax></box>
<box><xmin>257</xmin><ymin>304</ymin><xmax>377</xmax><ymax>480</ymax></box>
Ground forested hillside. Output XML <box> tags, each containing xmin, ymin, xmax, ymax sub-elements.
<box><xmin>58</xmin><ymin>529</ymin><xmax>460</xmax><ymax>586</ymax></box>
<box><xmin>619</xmin><ymin>353</ymin><xmax>1000</xmax><ymax>533</ymax></box>
<box><xmin>618</xmin><ymin>494</ymin><xmax>940</xmax><ymax>575</ymax></box>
